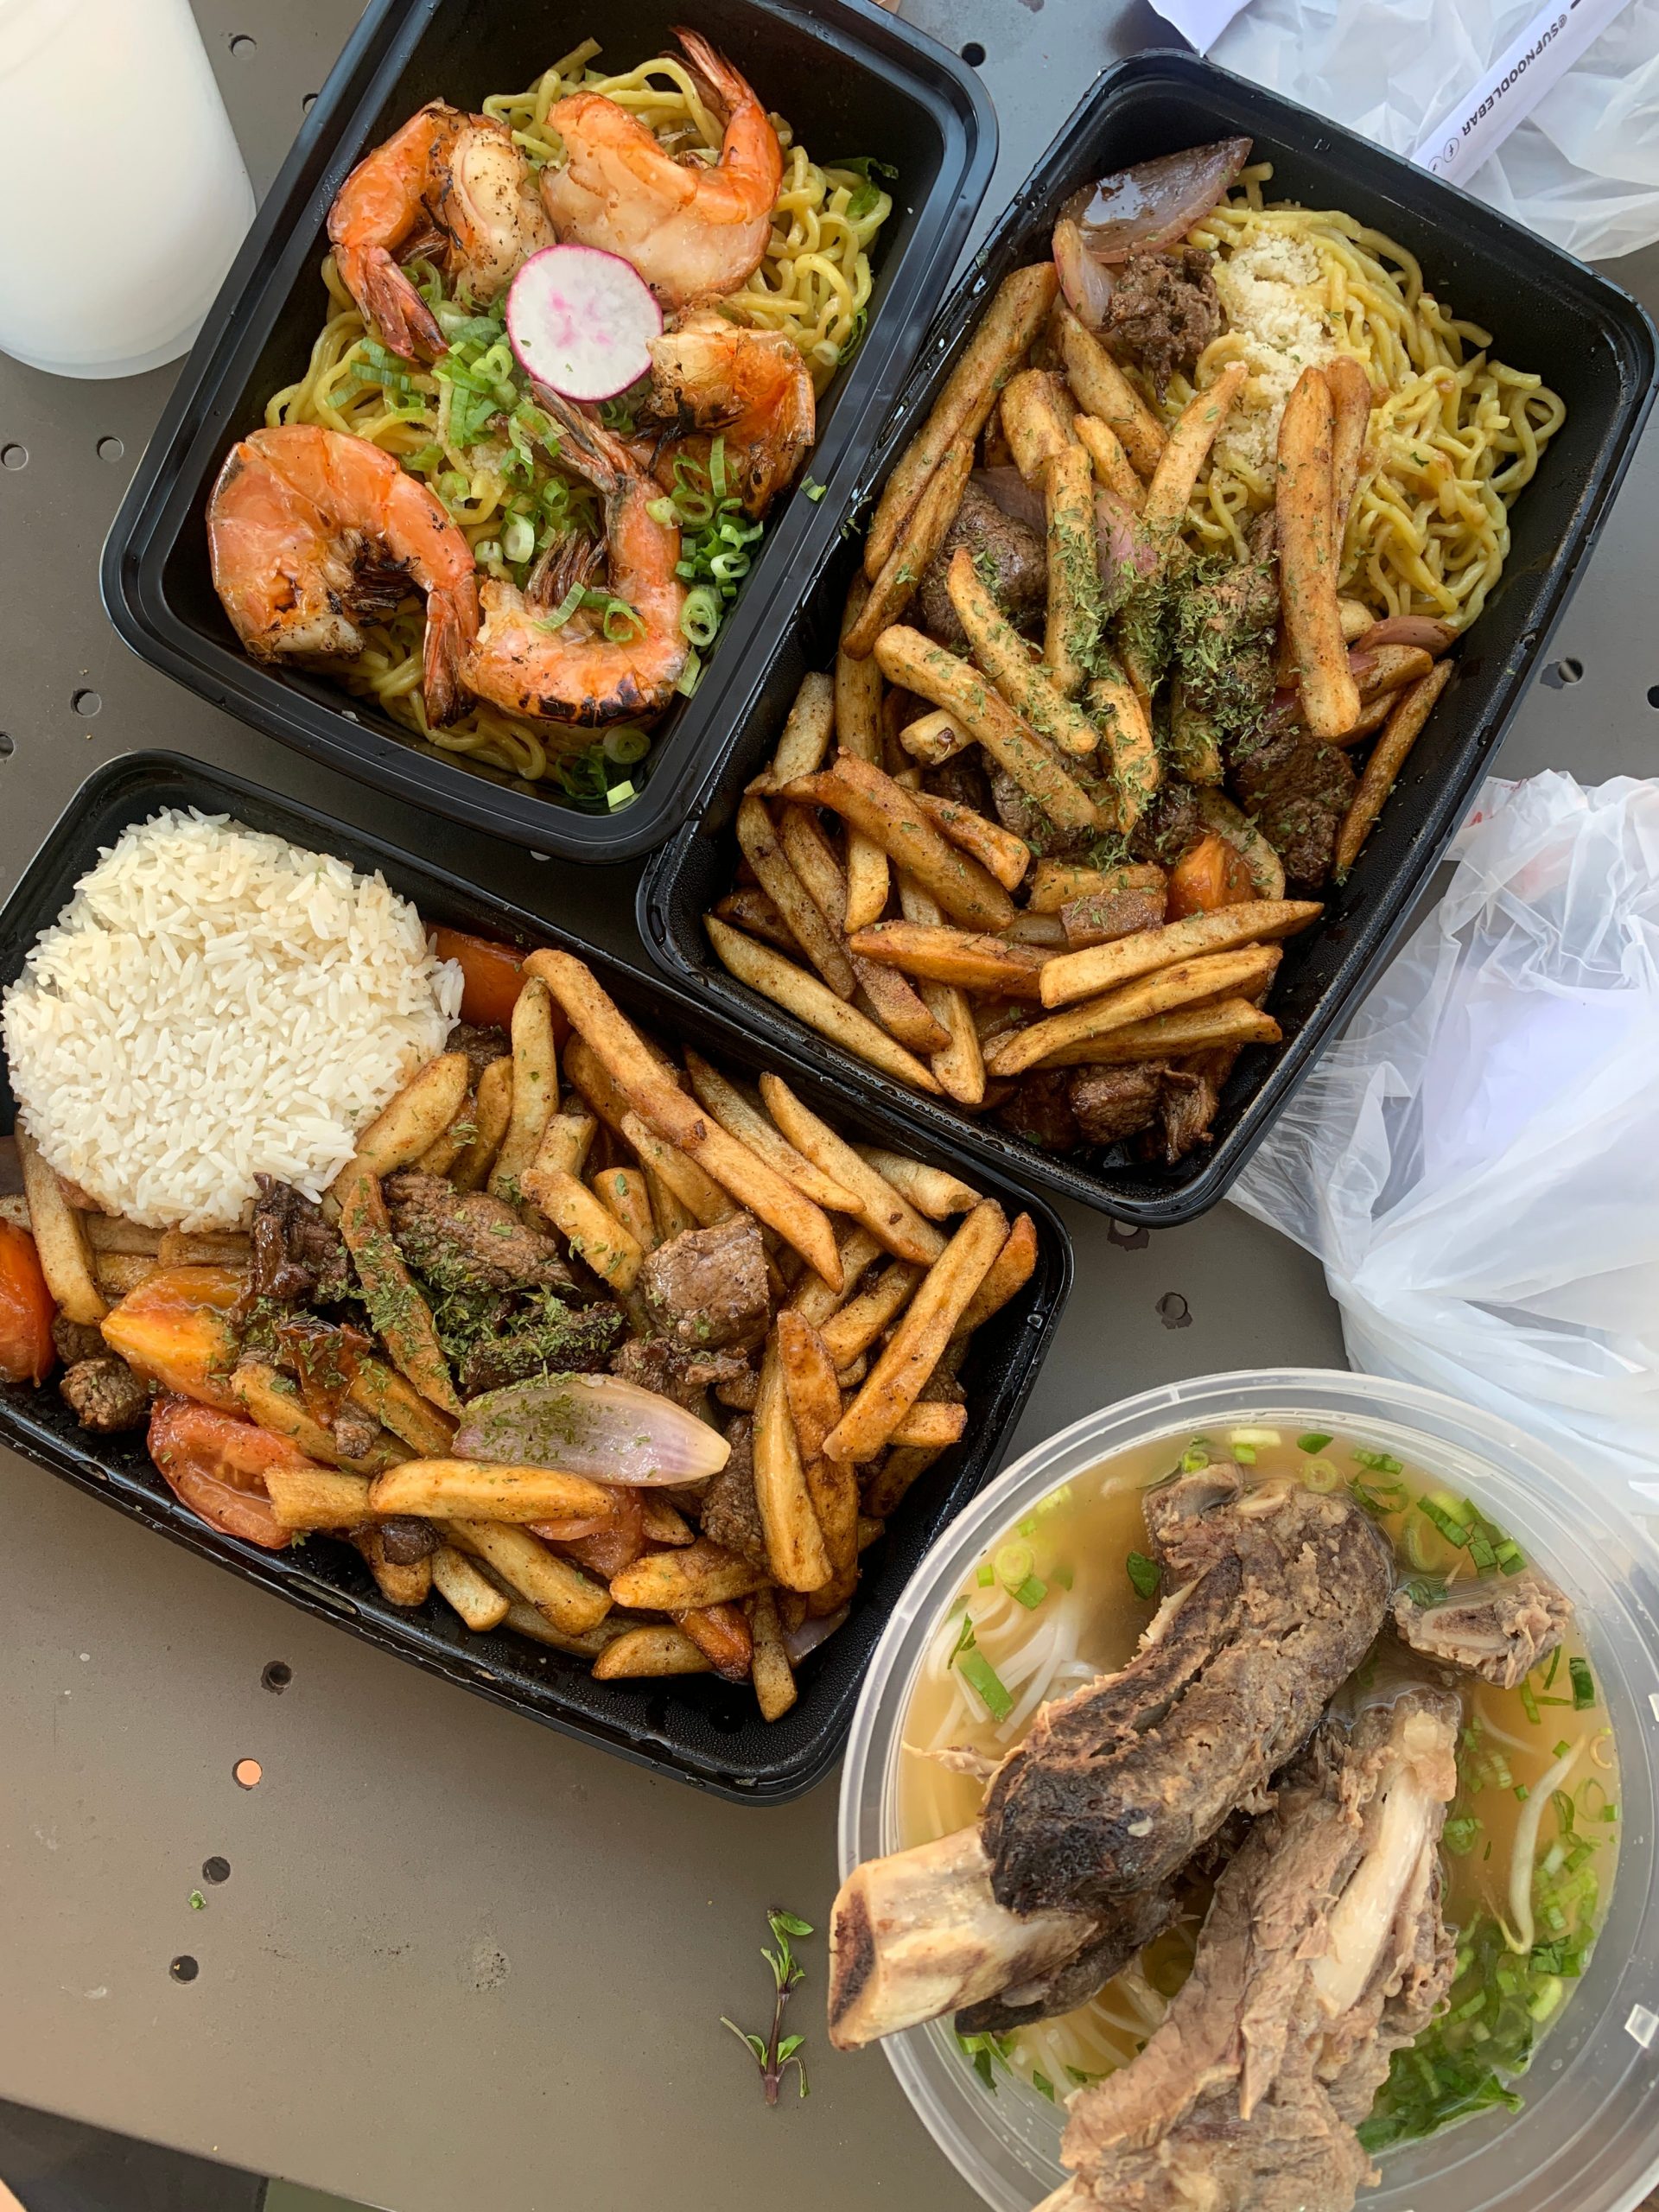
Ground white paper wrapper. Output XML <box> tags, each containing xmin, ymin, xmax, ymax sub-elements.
<box><xmin>1201</xmin><ymin>0</ymin><xmax>1659</xmax><ymax>263</ymax></box>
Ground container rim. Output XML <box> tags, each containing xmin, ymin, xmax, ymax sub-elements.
<box><xmin>836</xmin><ymin>1365</ymin><xmax>1659</xmax><ymax>2212</ymax></box>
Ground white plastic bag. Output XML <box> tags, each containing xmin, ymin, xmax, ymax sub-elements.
<box><xmin>1230</xmin><ymin>772</ymin><xmax>1659</xmax><ymax>1499</ymax></box>
<box><xmin>1193</xmin><ymin>0</ymin><xmax>1659</xmax><ymax>264</ymax></box>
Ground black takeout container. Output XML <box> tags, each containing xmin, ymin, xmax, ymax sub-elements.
<box><xmin>0</xmin><ymin>755</ymin><xmax>1070</xmax><ymax>1802</ymax></box>
<box><xmin>99</xmin><ymin>0</ymin><xmax>995</xmax><ymax>863</ymax></box>
<box><xmin>640</xmin><ymin>49</ymin><xmax>1658</xmax><ymax>1224</ymax></box>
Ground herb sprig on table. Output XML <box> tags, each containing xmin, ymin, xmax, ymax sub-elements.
<box><xmin>722</xmin><ymin>1909</ymin><xmax>814</xmax><ymax>2104</ymax></box>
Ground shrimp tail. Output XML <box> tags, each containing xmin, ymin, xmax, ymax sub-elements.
<box><xmin>532</xmin><ymin>387</ymin><xmax>632</xmax><ymax>495</ymax></box>
<box><xmin>423</xmin><ymin>582</ymin><xmax>479</xmax><ymax>728</ymax></box>
<box><xmin>671</xmin><ymin>28</ymin><xmax>744</xmax><ymax>124</ymax></box>
<box><xmin>355</xmin><ymin>245</ymin><xmax>448</xmax><ymax>362</ymax></box>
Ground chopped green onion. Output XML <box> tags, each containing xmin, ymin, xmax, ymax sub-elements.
<box><xmin>675</xmin><ymin>648</ymin><xmax>704</xmax><ymax>697</ymax></box>
<box><xmin>1232</xmin><ymin>1444</ymin><xmax>1256</xmax><ymax>1465</ymax></box>
<box><xmin>994</xmin><ymin>1541</ymin><xmax>1034</xmax><ymax>1592</ymax></box>
<box><xmin>1179</xmin><ymin>1441</ymin><xmax>1210</xmax><ymax>1472</ymax></box>
<box><xmin>1495</xmin><ymin>1538</ymin><xmax>1526</xmax><ymax>1574</ymax></box>
<box><xmin>1065</xmin><ymin>2065</ymin><xmax>1103</xmax><ymax>2088</ymax></box>
<box><xmin>1467</xmin><ymin>1534</ymin><xmax>1497</xmax><ymax>1572</ymax></box>
<box><xmin>605</xmin><ymin>780</ymin><xmax>635</xmax><ymax>811</ymax></box>
<box><xmin>1230</xmin><ymin>1427</ymin><xmax>1281</xmax><ymax>1447</ymax></box>
<box><xmin>1018</xmin><ymin>1516</ymin><xmax>1038</xmax><ymax>1538</ymax></box>
<box><xmin>502</xmin><ymin>512</ymin><xmax>535</xmax><ymax>564</ymax></box>
<box><xmin>1417</xmin><ymin>1497</ymin><xmax>1472</xmax><ymax>1548</ymax></box>
<box><xmin>1514</xmin><ymin>1783</ymin><xmax>1529</xmax><ymax>1802</ymax></box>
<box><xmin>1570</xmin><ymin>1656</ymin><xmax>1596</xmax><ymax>1710</ymax></box>
<box><xmin>1353</xmin><ymin>1448</ymin><xmax>1404</xmax><ymax>1475</ymax></box>
<box><xmin>1552</xmin><ymin>1738</ymin><xmax>1571</xmax><ymax>1760</ymax></box>
<box><xmin>804</xmin><ymin>478</ymin><xmax>827</xmax><ymax>501</ymax></box>
<box><xmin>1297</xmin><ymin>1432</ymin><xmax>1333</xmax><ymax>1453</ymax></box>
<box><xmin>976</xmin><ymin>1561</ymin><xmax>994</xmax><ymax>1588</ymax></box>
<box><xmin>1031</xmin><ymin>2069</ymin><xmax>1056</xmax><ymax>2102</ymax></box>
<box><xmin>1519</xmin><ymin>1680</ymin><xmax>1540</xmax><ymax>1725</ymax></box>
<box><xmin>602</xmin><ymin>727</ymin><xmax>650</xmax><ymax>767</ymax></box>
<box><xmin>1035</xmin><ymin>1484</ymin><xmax>1073</xmax><ymax>1518</ymax></box>
<box><xmin>948</xmin><ymin>1611</ymin><xmax>976</xmax><ymax>1663</ymax></box>
<box><xmin>1542</xmin><ymin>1647</ymin><xmax>1561</xmax><ymax>1690</ymax></box>
<box><xmin>1301</xmin><ymin>1456</ymin><xmax>1340</xmax><ymax>1492</ymax></box>
<box><xmin>534</xmin><ymin>581</ymin><xmax>587</xmax><ymax>634</ymax></box>
<box><xmin>1051</xmin><ymin>1563</ymin><xmax>1074</xmax><ymax>1590</ymax></box>
<box><xmin>1011</xmin><ymin>1576</ymin><xmax>1047</xmax><ymax>1611</ymax></box>
<box><xmin>1126</xmin><ymin>1551</ymin><xmax>1160</xmax><ymax>1600</ymax></box>
<box><xmin>680</xmin><ymin>583</ymin><xmax>721</xmax><ymax>648</ymax></box>
<box><xmin>709</xmin><ymin>435</ymin><xmax>728</xmax><ymax>503</ymax></box>
<box><xmin>958</xmin><ymin>1648</ymin><xmax>1014</xmax><ymax>1721</ymax></box>
<box><xmin>1442</xmin><ymin>1815</ymin><xmax>1481</xmax><ymax>1856</ymax></box>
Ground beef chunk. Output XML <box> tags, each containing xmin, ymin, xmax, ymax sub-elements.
<box><xmin>639</xmin><ymin>1216</ymin><xmax>769</xmax><ymax>1352</ymax></box>
<box><xmin>1173</xmin><ymin>556</ymin><xmax>1278</xmax><ymax>752</ymax></box>
<box><xmin>988</xmin><ymin>766</ymin><xmax>1096</xmax><ymax>861</ymax></box>
<box><xmin>995</xmin><ymin>1071</ymin><xmax>1079</xmax><ymax>1154</ymax></box>
<box><xmin>1103</xmin><ymin>245</ymin><xmax>1223</xmax><ymax>400</ymax></box>
<box><xmin>380</xmin><ymin>1516</ymin><xmax>439</xmax><ymax>1565</ymax></box>
<box><xmin>384</xmin><ymin>1169</ymin><xmax>580</xmax><ymax>1297</ymax></box>
<box><xmin>1067</xmin><ymin>1063</ymin><xmax>1183</xmax><ymax>1146</ymax></box>
<box><xmin>980</xmin><ymin>1464</ymin><xmax>1395</xmax><ymax>1916</ymax></box>
<box><xmin>331</xmin><ymin>1400</ymin><xmax>381</xmax><ymax>1462</ymax></box>
<box><xmin>249</xmin><ymin>1175</ymin><xmax>351</xmax><ymax>1306</ymax></box>
<box><xmin>60</xmin><ymin>1356</ymin><xmax>149</xmax><ymax>1433</ymax></box>
<box><xmin>1128</xmin><ymin>778</ymin><xmax>1204</xmax><ymax>868</ymax></box>
<box><xmin>697</xmin><ymin>1414</ymin><xmax>768</xmax><ymax>1570</ymax></box>
<box><xmin>918</xmin><ymin>480</ymin><xmax>1047</xmax><ymax>653</ymax></box>
<box><xmin>445</xmin><ymin>1021</ymin><xmax>510</xmax><ymax>1085</ymax></box>
<box><xmin>1392</xmin><ymin>1566</ymin><xmax>1573</xmax><ymax>1688</ymax></box>
<box><xmin>1058</xmin><ymin>1693</ymin><xmax>1459</xmax><ymax>2212</ymax></box>
<box><xmin>1228</xmin><ymin>726</ymin><xmax>1356</xmax><ymax>889</ymax></box>
<box><xmin>1060</xmin><ymin>882</ymin><xmax>1168</xmax><ymax>949</ymax></box>
<box><xmin>52</xmin><ymin>1315</ymin><xmax>106</xmax><ymax>1367</ymax></box>
<box><xmin>1145</xmin><ymin>1051</ymin><xmax>1227</xmax><ymax>1164</ymax></box>
<box><xmin>609</xmin><ymin>1335</ymin><xmax>753</xmax><ymax>1412</ymax></box>
<box><xmin>923</xmin><ymin>747</ymin><xmax>995</xmax><ymax>817</ymax></box>
<box><xmin>452</xmin><ymin>1291</ymin><xmax>627</xmax><ymax>1397</ymax></box>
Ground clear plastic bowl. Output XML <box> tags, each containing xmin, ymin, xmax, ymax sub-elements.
<box><xmin>838</xmin><ymin>1368</ymin><xmax>1659</xmax><ymax>2212</ymax></box>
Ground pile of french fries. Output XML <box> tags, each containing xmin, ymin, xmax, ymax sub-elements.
<box><xmin>701</xmin><ymin>264</ymin><xmax>1462</xmax><ymax>1149</ymax></box>
<box><xmin>7</xmin><ymin>950</ymin><xmax>1039</xmax><ymax>1725</ymax></box>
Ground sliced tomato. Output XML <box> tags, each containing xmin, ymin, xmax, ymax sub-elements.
<box><xmin>1166</xmin><ymin>834</ymin><xmax>1255</xmax><ymax>920</ymax></box>
<box><xmin>147</xmin><ymin>1395</ymin><xmax>316</xmax><ymax>1550</ymax></box>
<box><xmin>100</xmin><ymin>1265</ymin><xmax>244</xmax><ymax>1410</ymax></box>
<box><xmin>0</xmin><ymin>1220</ymin><xmax>56</xmax><ymax>1385</ymax></box>
<box><xmin>432</xmin><ymin>926</ymin><xmax>571</xmax><ymax>1048</ymax></box>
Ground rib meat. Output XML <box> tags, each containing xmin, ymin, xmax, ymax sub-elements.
<box><xmin>982</xmin><ymin>1466</ymin><xmax>1395</xmax><ymax>1916</ymax></box>
<box><xmin>1392</xmin><ymin>1567</ymin><xmax>1572</xmax><ymax>1689</ymax></box>
<box><xmin>1051</xmin><ymin>1688</ymin><xmax>1460</xmax><ymax>2212</ymax></box>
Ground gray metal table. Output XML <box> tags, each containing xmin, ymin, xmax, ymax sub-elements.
<box><xmin>0</xmin><ymin>6</ymin><xmax>1653</xmax><ymax>2209</ymax></box>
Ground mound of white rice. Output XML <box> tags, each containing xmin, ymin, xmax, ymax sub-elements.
<box><xmin>2</xmin><ymin>810</ymin><xmax>463</xmax><ymax>1230</ymax></box>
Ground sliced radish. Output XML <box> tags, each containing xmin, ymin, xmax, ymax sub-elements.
<box><xmin>505</xmin><ymin>243</ymin><xmax>662</xmax><ymax>403</ymax></box>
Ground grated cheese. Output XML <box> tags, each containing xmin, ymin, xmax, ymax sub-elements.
<box><xmin>1210</xmin><ymin>234</ymin><xmax>1335</xmax><ymax>478</ymax></box>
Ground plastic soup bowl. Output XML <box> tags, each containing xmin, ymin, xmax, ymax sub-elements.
<box><xmin>837</xmin><ymin>1369</ymin><xmax>1659</xmax><ymax>2212</ymax></box>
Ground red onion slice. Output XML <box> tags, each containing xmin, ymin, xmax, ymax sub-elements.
<box><xmin>785</xmin><ymin>1605</ymin><xmax>849</xmax><ymax>1664</ymax></box>
<box><xmin>973</xmin><ymin>465</ymin><xmax>1048</xmax><ymax>538</ymax></box>
<box><xmin>1053</xmin><ymin>217</ymin><xmax>1116</xmax><ymax>330</ymax></box>
<box><xmin>1059</xmin><ymin>137</ymin><xmax>1253</xmax><ymax>264</ymax></box>
<box><xmin>1353</xmin><ymin>614</ymin><xmax>1459</xmax><ymax>656</ymax></box>
<box><xmin>453</xmin><ymin>1372</ymin><xmax>730</xmax><ymax>1484</ymax></box>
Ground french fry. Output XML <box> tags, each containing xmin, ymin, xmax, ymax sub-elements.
<box><xmin>521</xmin><ymin>1162</ymin><xmax>645</xmax><ymax>1291</ymax></box>
<box><xmin>93</xmin><ymin>1252</ymin><xmax>162</xmax><ymax>1297</ymax></box>
<box><xmin>804</xmin><ymin>1450</ymin><xmax>860</xmax><ymax>1614</ymax></box>
<box><xmin>588</xmin><ymin>1162</ymin><xmax>657</xmax><ymax>1252</ymax></box>
<box><xmin>856</xmin><ymin>1151</ymin><xmax>979</xmax><ymax>1220</ymax></box>
<box><xmin>951</xmin><ymin>1211</ymin><xmax>1039</xmax><ymax>1338</ymax></box>
<box><xmin>343</xmin><ymin>1051</ymin><xmax>470</xmax><ymax>1183</ymax></box>
<box><xmin>712</xmin><ymin>887</ymin><xmax>801</xmax><ymax>956</ymax></box>
<box><xmin>758</xmin><ymin>670</ymin><xmax>835</xmax><ymax>790</ymax></box>
<box><xmin>640</xmin><ymin>1494</ymin><xmax>696</xmax><ymax>1548</ymax></box>
<box><xmin>1352</xmin><ymin>643</ymin><xmax>1434</xmax><ymax>704</ymax></box>
<box><xmin>1278</xmin><ymin>367</ymin><xmax>1362</xmax><ymax>740</ymax></box>
<box><xmin>736</xmin><ymin>794</ymin><xmax>856</xmax><ymax>998</ymax></box>
<box><xmin>1052</xmin><ymin>300</ymin><xmax>1167</xmax><ymax>477</ymax></box>
<box><xmin>895</xmin><ymin>874</ymin><xmax>986</xmax><ymax>1108</ymax></box>
<box><xmin>644</xmin><ymin>1165</ymin><xmax>697</xmax><ymax>1242</ymax></box>
<box><xmin>989</xmin><ymin>947</ymin><xmax>1284</xmax><ymax>1076</ymax></box>
<box><xmin>836</xmin><ymin>1354</ymin><xmax>868</xmax><ymax>1389</ymax></box>
<box><xmin>865</xmin><ymin>263</ymin><xmax>1058</xmax><ymax>579</ymax></box>
<box><xmin>15</xmin><ymin>1123</ymin><xmax>105</xmax><ymax>1323</ymax></box>
<box><xmin>1142</xmin><ymin>363</ymin><xmax>1248</xmax><ymax>542</ymax></box>
<box><xmin>488</xmin><ymin>976</ymin><xmax>559</xmax><ymax>1203</ymax></box>
<box><xmin>705</xmin><ymin>918</ymin><xmax>944</xmax><ymax>1096</ymax></box>
<box><xmin>748</xmin><ymin>1587</ymin><xmax>798</xmax><ymax>1720</ymax></box>
<box><xmin>1339</xmin><ymin>595</ymin><xmax>1376</xmax><ymax>642</ymax></box>
<box><xmin>562</xmin><ymin>1031</ymin><xmax>640</xmax><ymax>1141</ymax></box>
<box><xmin>500</xmin><ymin>1600</ymin><xmax>626</xmax><ymax>1658</ymax></box>
<box><xmin>776</xmin><ymin>804</ymin><xmax>950</xmax><ymax>1055</ymax></box>
<box><xmin>789</xmin><ymin>1223</ymin><xmax>885</xmax><ymax>1327</ymax></box>
<box><xmin>836</xmin><ymin>576</ymin><xmax>890</xmax><ymax>931</ymax></box>
<box><xmin>334</xmin><ymin>1162</ymin><xmax>461</xmax><ymax>1414</ymax></box>
<box><xmin>781</xmin><ymin>759</ymin><xmax>1016</xmax><ymax>934</ymax></box>
<box><xmin>353</xmin><ymin>1529</ymin><xmax>432</xmax><ymax>1608</ymax></box>
<box><xmin>683</xmin><ymin>1053</ymin><xmax>856</xmax><ymax>1211</ymax></box>
<box><xmin>820</xmin><ymin>1261</ymin><xmax>924</xmax><ymax>1369</ymax></box>
<box><xmin>843</xmin><ymin>436</ymin><xmax>973</xmax><ymax>658</ymax></box>
<box><xmin>416</xmin><ymin>1104</ymin><xmax>474</xmax><ymax>1179</ymax></box>
<box><xmin>1192</xmin><ymin>789</ymin><xmax>1287</xmax><ymax>899</ymax></box>
<box><xmin>776</xmin><ymin>1309</ymin><xmax>842</xmax><ymax>1462</ymax></box>
<box><xmin>1000</xmin><ymin>367</ymin><xmax>1077</xmax><ymax>486</ymax></box>
<box><xmin>432</xmin><ymin>1543</ymin><xmax>512</xmax><ymax>1631</ymax></box>
<box><xmin>1045</xmin><ymin>442</ymin><xmax>1105</xmax><ymax>700</ymax></box>
<box><xmin>1084</xmin><ymin>662</ymin><xmax>1161</xmax><ymax>836</ymax></box>
<box><xmin>592</xmin><ymin>1624</ymin><xmax>713</xmax><ymax>1679</ymax></box>
<box><xmin>617</xmin><ymin>1111</ymin><xmax>733</xmax><ymax>1227</ymax></box>
<box><xmin>1029</xmin><ymin>859</ymin><xmax>1166</xmax><ymax>915</ymax></box>
<box><xmin>824</xmin><ymin>1200</ymin><xmax>1007</xmax><ymax>1463</ymax></box>
<box><xmin>1335</xmin><ymin>658</ymin><xmax>1455</xmax><ymax>878</ymax></box>
<box><xmin>753</xmin><ymin>1336</ymin><xmax>833</xmax><ymax>1591</ymax></box>
<box><xmin>1074</xmin><ymin>410</ymin><xmax>1146</xmax><ymax>511</ymax></box>
<box><xmin>370</xmin><ymin>1459</ymin><xmax>613</xmax><ymax>1523</ymax></box>
<box><xmin>759</xmin><ymin>1076</ymin><xmax>944</xmax><ymax>1266</ymax></box>
<box><xmin>675</xmin><ymin>1601</ymin><xmax>754</xmax><ymax>1681</ymax></box>
<box><xmin>912</xmin><ymin>791</ymin><xmax>1030</xmax><ymax>893</ymax></box>
<box><xmin>451</xmin><ymin>1052</ymin><xmax>513</xmax><ymax>1191</ymax></box>
<box><xmin>945</xmin><ymin>547</ymin><xmax>1100</xmax><ymax>761</ymax></box>
<box><xmin>264</xmin><ymin>1465</ymin><xmax>378</xmax><ymax>1529</ymax></box>
<box><xmin>849</xmin><ymin>920</ymin><xmax>1050</xmax><ymax>1001</ymax></box>
<box><xmin>1039</xmin><ymin>899</ymin><xmax>1323</xmax><ymax>1008</ymax></box>
<box><xmin>347</xmin><ymin>1354</ymin><xmax>457</xmax><ymax>1457</ymax></box>
<box><xmin>899</xmin><ymin>707</ymin><xmax>972</xmax><ymax>766</ymax></box>
<box><xmin>1028</xmin><ymin>997</ymin><xmax>1283</xmax><ymax>1068</ymax></box>
<box><xmin>233</xmin><ymin>1359</ymin><xmax>404</xmax><ymax>1475</ymax></box>
<box><xmin>532</xmin><ymin>1109</ymin><xmax>597</xmax><ymax>1181</ymax></box>
<box><xmin>1327</xmin><ymin>353</ymin><xmax>1372</xmax><ymax>555</ymax></box>
<box><xmin>84</xmin><ymin>1216</ymin><xmax>162</xmax><ymax>1255</ymax></box>
<box><xmin>448</xmin><ymin>1518</ymin><xmax>611</xmax><ymax>1631</ymax></box>
<box><xmin>861</xmin><ymin>1446</ymin><xmax>942</xmax><ymax>1520</ymax></box>
<box><xmin>1002</xmin><ymin>912</ymin><xmax>1068</xmax><ymax>946</ymax></box>
<box><xmin>0</xmin><ymin>1194</ymin><xmax>29</xmax><ymax>1231</ymax></box>
<box><xmin>609</xmin><ymin>1537</ymin><xmax>772</xmax><ymax>1611</ymax></box>
<box><xmin>889</xmin><ymin>1402</ymin><xmax>968</xmax><ymax>1448</ymax></box>
<box><xmin>874</xmin><ymin>627</ymin><xmax>1106</xmax><ymax>836</ymax></box>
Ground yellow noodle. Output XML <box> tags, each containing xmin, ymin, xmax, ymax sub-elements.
<box><xmin>1153</xmin><ymin>168</ymin><xmax>1564</xmax><ymax>630</ymax></box>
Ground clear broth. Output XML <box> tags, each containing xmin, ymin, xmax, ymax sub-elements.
<box><xmin>898</xmin><ymin>1422</ymin><xmax>1618</xmax><ymax>2145</ymax></box>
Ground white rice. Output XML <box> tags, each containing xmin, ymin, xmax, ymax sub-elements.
<box><xmin>2</xmin><ymin>810</ymin><xmax>464</xmax><ymax>1230</ymax></box>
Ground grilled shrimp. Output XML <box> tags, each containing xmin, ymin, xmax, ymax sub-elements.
<box><xmin>647</xmin><ymin>309</ymin><xmax>815</xmax><ymax>516</ymax></box>
<box><xmin>463</xmin><ymin>397</ymin><xmax>687</xmax><ymax>725</ymax></box>
<box><xmin>538</xmin><ymin>30</ymin><xmax>781</xmax><ymax>308</ymax></box>
<box><xmin>328</xmin><ymin>101</ymin><xmax>551</xmax><ymax>357</ymax></box>
<box><xmin>207</xmin><ymin>424</ymin><xmax>479</xmax><ymax>727</ymax></box>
